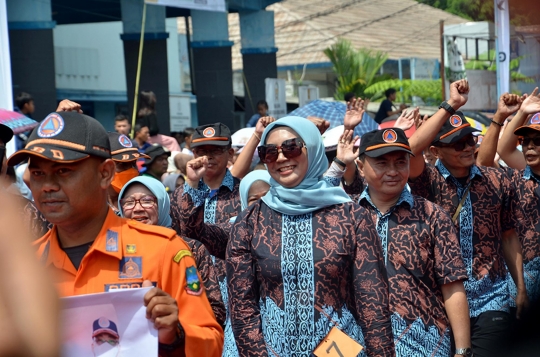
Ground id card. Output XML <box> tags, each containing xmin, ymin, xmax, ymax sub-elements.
<box><xmin>313</xmin><ymin>327</ymin><xmax>363</xmax><ymax>357</ymax></box>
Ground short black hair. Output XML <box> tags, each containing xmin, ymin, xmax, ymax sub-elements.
<box><xmin>134</xmin><ymin>123</ymin><xmax>148</xmax><ymax>134</ymax></box>
<box><xmin>257</xmin><ymin>100</ymin><xmax>268</xmax><ymax>109</ymax></box>
<box><xmin>385</xmin><ymin>88</ymin><xmax>397</xmax><ymax>98</ymax></box>
<box><xmin>344</xmin><ymin>92</ymin><xmax>356</xmax><ymax>102</ymax></box>
<box><xmin>15</xmin><ymin>92</ymin><xmax>33</xmax><ymax>110</ymax></box>
<box><xmin>183</xmin><ymin>127</ymin><xmax>195</xmax><ymax>137</ymax></box>
<box><xmin>358</xmin><ymin>153</ymin><xmax>366</xmax><ymax>162</ymax></box>
<box><xmin>115</xmin><ymin>114</ymin><xmax>129</xmax><ymax>123</ymax></box>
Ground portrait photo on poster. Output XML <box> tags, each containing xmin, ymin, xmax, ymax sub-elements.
<box><xmin>61</xmin><ymin>288</ymin><xmax>158</xmax><ymax>357</ymax></box>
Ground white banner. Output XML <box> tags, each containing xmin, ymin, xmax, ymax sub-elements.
<box><xmin>494</xmin><ymin>0</ymin><xmax>510</xmax><ymax>97</ymax></box>
<box><xmin>61</xmin><ymin>288</ymin><xmax>158</xmax><ymax>357</ymax></box>
<box><xmin>298</xmin><ymin>86</ymin><xmax>319</xmax><ymax>107</ymax></box>
<box><xmin>145</xmin><ymin>0</ymin><xmax>226</xmax><ymax>12</ymax></box>
<box><xmin>444</xmin><ymin>37</ymin><xmax>467</xmax><ymax>100</ymax></box>
<box><xmin>265</xmin><ymin>78</ymin><xmax>287</xmax><ymax>119</ymax></box>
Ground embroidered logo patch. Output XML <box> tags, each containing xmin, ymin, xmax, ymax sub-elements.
<box><xmin>185</xmin><ymin>266</ymin><xmax>202</xmax><ymax>295</ymax></box>
<box><xmin>203</xmin><ymin>127</ymin><xmax>215</xmax><ymax>138</ymax></box>
<box><xmin>382</xmin><ymin>129</ymin><xmax>398</xmax><ymax>143</ymax></box>
<box><xmin>173</xmin><ymin>249</ymin><xmax>192</xmax><ymax>263</ymax></box>
<box><xmin>106</xmin><ymin>230</ymin><xmax>118</xmax><ymax>252</ymax></box>
<box><xmin>449</xmin><ymin>114</ymin><xmax>462</xmax><ymax>127</ymax></box>
<box><xmin>119</xmin><ymin>257</ymin><xmax>142</xmax><ymax>279</ymax></box>
<box><xmin>118</xmin><ymin>134</ymin><xmax>133</xmax><ymax>148</ymax></box>
<box><xmin>126</xmin><ymin>244</ymin><xmax>136</xmax><ymax>254</ymax></box>
<box><xmin>98</xmin><ymin>317</ymin><xmax>110</xmax><ymax>328</ymax></box>
<box><xmin>530</xmin><ymin>113</ymin><xmax>540</xmax><ymax>125</ymax></box>
<box><xmin>37</xmin><ymin>113</ymin><xmax>65</xmax><ymax>138</ymax></box>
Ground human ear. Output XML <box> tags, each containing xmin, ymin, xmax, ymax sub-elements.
<box><xmin>99</xmin><ymin>159</ymin><xmax>116</xmax><ymax>189</ymax></box>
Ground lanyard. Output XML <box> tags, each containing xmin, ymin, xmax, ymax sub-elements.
<box><xmin>452</xmin><ymin>181</ymin><xmax>473</xmax><ymax>224</ymax></box>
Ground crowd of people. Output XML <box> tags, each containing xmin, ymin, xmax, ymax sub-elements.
<box><xmin>1</xmin><ymin>79</ymin><xmax>540</xmax><ymax>357</ymax></box>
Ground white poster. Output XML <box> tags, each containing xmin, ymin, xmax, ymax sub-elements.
<box><xmin>61</xmin><ymin>288</ymin><xmax>158</xmax><ymax>357</ymax></box>
<box><xmin>265</xmin><ymin>78</ymin><xmax>287</xmax><ymax>119</ymax></box>
<box><xmin>145</xmin><ymin>0</ymin><xmax>226</xmax><ymax>12</ymax></box>
<box><xmin>169</xmin><ymin>95</ymin><xmax>192</xmax><ymax>132</ymax></box>
<box><xmin>444</xmin><ymin>37</ymin><xmax>467</xmax><ymax>100</ymax></box>
<box><xmin>298</xmin><ymin>86</ymin><xmax>319</xmax><ymax>107</ymax></box>
<box><xmin>494</xmin><ymin>0</ymin><xmax>510</xmax><ymax>97</ymax></box>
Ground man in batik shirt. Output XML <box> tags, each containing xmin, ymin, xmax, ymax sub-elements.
<box><xmin>344</xmin><ymin>127</ymin><xmax>471</xmax><ymax>356</ymax></box>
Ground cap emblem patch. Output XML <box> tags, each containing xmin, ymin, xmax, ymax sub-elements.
<box><xmin>450</xmin><ymin>114</ymin><xmax>462</xmax><ymax>128</ymax></box>
<box><xmin>530</xmin><ymin>113</ymin><xmax>540</xmax><ymax>125</ymax></box>
<box><xmin>203</xmin><ymin>127</ymin><xmax>215</xmax><ymax>138</ymax></box>
<box><xmin>118</xmin><ymin>134</ymin><xmax>133</xmax><ymax>148</ymax></box>
<box><xmin>98</xmin><ymin>317</ymin><xmax>110</xmax><ymax>328</ymax></box>
<box><xmin>38</xmin><ymin>113</ymin><xmax>64</xmax><ymax>138</ymax></box>
<box><xmin>382</xmin><ymin>129</ymin><xmax>398</xmax><ymax>143</ymax></box>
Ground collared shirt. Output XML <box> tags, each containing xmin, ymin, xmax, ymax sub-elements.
<box><xmin>409</xmin><ymin>161</ymin><xmax>517</xmax><ymax>317</ymax></box>
<box><xmin>34</xmin><ymin>209</ymin><xmax>224</xmax><ymax>356</ymax></box>
<box><xmin>359</xmin><ymin>187</ymin><xmax>467</xmax><ymax>357</ymax></box>
<box><xmin>507</xmin><ymin>166</ymin><xmax>540</xmax><ymax>304</ymax></box>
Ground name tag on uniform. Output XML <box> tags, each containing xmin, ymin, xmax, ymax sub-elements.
<box><xmin>313</xmin><ymin>327</ymin><xmax>363</xmax><ymax>357</ymax></box>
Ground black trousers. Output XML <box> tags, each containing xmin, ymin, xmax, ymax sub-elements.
<box><xmin>470</xmin><ymin>311</ymin><xmax>510</xmax><ymax>357</ymax></box>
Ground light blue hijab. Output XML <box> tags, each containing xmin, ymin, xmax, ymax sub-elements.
<box><xmin>260</xmin><ymin>116</ymin><xmax>351</xmax><ymax>215</ymax></box>
<box><xmin>118</xmin><ymin>176</ymin><xmax>172</xmax><ymax>228</ymax></box>
<box><xmin>239</xmin><ymin>170</ymin><xmax>272</xmax><ymax>210</ymax></box>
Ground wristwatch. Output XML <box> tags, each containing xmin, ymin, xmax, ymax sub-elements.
<box><xmin>455</xmin><ymin>347</ymin><xmax>473</xmax><ymax>357</ymax></box>
<box><xmin>439</xmin><ymin>101</ymin><xmax>456</xmax><ymax>115</ymax></box>
<box><xmin>333</xmin><ymin>157</ymin><xmax>347</xmax><ymax>169</ymax></box>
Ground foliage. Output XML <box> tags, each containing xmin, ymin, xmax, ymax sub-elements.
<box><xmin>365</xmin><ymin>79</ymin><xmax>443</xmax><ymax>105</ymax></box>
<box><xmin>465</xmin><ymin>49</ymin><xmax>534</xmax><ymax>83</ymax></box>
<box><xmin>324</xmin><ymin>38</ymin><xmax>388</xmax><ymax>100</ymax></box>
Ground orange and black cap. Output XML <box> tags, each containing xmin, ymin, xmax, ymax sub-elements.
<box><xmin>432</xmin><ymin>111</ymin><xmax>479</xmax><ymax>145</ymax></box>
<box><xmin>359</xmin><ymin>128</ymin><xmax>414</xmax><ymax>158</ymax></box>
<box><xmin>7</xmin><ymin>112</ymin><xmax>111</xmax><ymax>166</ymax></box>
<box><xmin>142</xmin><ymin>144</ymin><xmax>171</xmax><ymax>167</ymax></box>
<box><xmin>108</xmin><ymin>132</ymin><xmax>150</xmax><ymax>162</ymax></box>
<box><xmin>514</xmin><ymin>112</ymin><xmax>540</xmax><ymax>136</ymax></box>
<box><xmin>191</xmin><ymin>122</ymin><xmax>231</xmax><ymax>148</ymax></box>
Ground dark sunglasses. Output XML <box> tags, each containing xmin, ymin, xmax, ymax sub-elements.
<box><xmin>439</xmin><ymin>135</ymin><xmax>477</xmax><ymax>152</ymax></box>
<box><xmin>518</xmin><ymin>137</ymin><xmax>540</xmax><ymax>147</ymax></box>
<box><xmin>257</xmin><ymin>138</ymin><xmax>305</xmax><ymax>164</ymax></box>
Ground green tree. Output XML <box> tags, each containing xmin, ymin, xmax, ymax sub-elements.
<box><xmin>364</xmin><ymin>79</ymin><xmax>443</xmax><ymax>105</ymax></box>
<box><xmin>324</xmin><ymin>38</ymin><xmax>388</xmax><ymax>100</ymax></box>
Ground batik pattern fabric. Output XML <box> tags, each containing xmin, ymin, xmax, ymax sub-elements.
<box><xmin>182</xmin><ymin>236</ymin><xmax>226</xmax><ymax>329</ymax></box>
<box><xmin>507</xmin><ymin>166</ymin><xmax>540</xmax><ymax>305</ymax></box>
<box><xmin>409</xmin><ymin>162</ymin><xmax>516</xmax><ymax>318</ymax></box>
<box><xmin>358</xmin><ymin>187</ymin><xmax>467</xmax><ymax>357</ymax></box>
<box><xmin>170</xmin><ymin>169</ymin><xmax>242</xmax><ymax>357</ymax></box>
<box><xmin>227</xmin><ymin>201</ymin><xmax>395</xmax><ymax>357</ymax></box>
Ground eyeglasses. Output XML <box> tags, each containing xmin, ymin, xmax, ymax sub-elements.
<box><xmin>439</xmin><ymin>135</ymin><xmax>477</xmax><ymax>152</ymax></box>
<box><xmin>193</xmin><ymin>147</ymin><xmax>228</xmax><ymax>157</ymax></box>
<box><xmin>257</xmin><ymin>138</ymin><xmax>305</xmax><ymax>164</ymax></box>
<box><xmin>94</xmin><ymin>337</ymin><xmax>119</xmax><ymax>346</ymax></box>
<box><xmin>120</xmin><ymin>195</ymin><xmax>157</xmax><ymax>210</ymax></box>
<box><xmin>518</xmin><ymin>137</ymin><xmax>540</xmax><ymax>147</ymax></box>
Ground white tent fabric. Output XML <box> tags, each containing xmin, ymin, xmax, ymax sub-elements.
<box><xmin>0</xmin><ymin>0</ymin><xmax>15</xmax><ymax>156</ymax></box>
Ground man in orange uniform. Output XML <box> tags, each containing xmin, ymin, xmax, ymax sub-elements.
<box><xmin>8</xmin><ymin>111</ymin><xmax>224</xmax><ymax>357</ymax></box>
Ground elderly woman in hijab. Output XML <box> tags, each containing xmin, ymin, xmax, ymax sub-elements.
<box><xmin>239</xmin><ymin>169</ymin><xmax>271</xmax><ymax>211</ymax></box>
<box><xmin>227</xmin><ymin>117</ymin><xmax>394</xmax><ymax>357</ymax></box>
<box><xmin>118</xmin><ymin>176</ymin><xmax>225</xmax><ymax>328</ymax></box>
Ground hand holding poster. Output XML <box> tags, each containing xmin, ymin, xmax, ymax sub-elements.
<box><xmin>61</xmin><ymin>288</ymin><xmax>158</xmax><ymax>357</ymax></box>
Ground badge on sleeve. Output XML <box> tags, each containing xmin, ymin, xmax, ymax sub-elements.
<box><xmin>173</xmin><ymin>249</ymin><xmax>192</xmax><ymax>263</ymax></box>
<box><xmin>106</xmin><ymin>230</ymin><xmax>118</xmax><ymax>252</ymax></box>
<box><xmin>185</xmin><ymin>266</ymin><xmax>202</xmax><ymax>296</ymax></box>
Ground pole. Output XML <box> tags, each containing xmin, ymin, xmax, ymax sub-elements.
<box><xmin>130</xmin><ymin>2</ymin><xmax>147</xmax><ymax>138</ymax></box>
<box><xmin>185</xmin><ymin>16</ymin><xmax>196</xmax><ymax>95</ymax></box>
<box><xmin>440</xmin><ymin>20</ymin><xmax>446</xmax><ymax>100</ymax></box>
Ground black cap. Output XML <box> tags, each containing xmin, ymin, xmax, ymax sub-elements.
<box><xmin>359</xmin><ymin>128</ymin><xmax>415</xmax><ymax>158</ymax></box>
<box><xmin>0</xmin><ymin>124</ymin><xmax>13</xmax><ymax>144</ymax></box>
<box><xmin>432</xmin><ymin>111</ymin><xmax>479</xmax><ymax>145</ymax></box>
<box><xmin>8</xmin><ymin>112</ymin><xmax>111</xmax><ymax>166</ymax></box>
<box><xmin>108</xmin><ymin>132</ymin><xmax>150</xmax><ymax>162</ymax></box>
<box><xmin>191</xmin><ymin>123</ymin><xmax>231</xmax><ymax>148</ymax></box>
<box><xmin>143</xmin><ymin>144</ymin><xmax>171</xmax><ymax>167</ymax></box>
<box><xmin>514</xmin><ymin>112</ymin><xmax>540</xmax><ymax>136</ymax></box>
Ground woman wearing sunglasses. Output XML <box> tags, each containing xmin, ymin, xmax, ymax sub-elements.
<box><xmin>118</xmin><ymin>176</ymin><xmax>226</xmax><ymax>329</ymax></box>
<box><xmin>227</xmin><ymin>117</ymin><xmax>394</xmax><ymax>357</ymax></box>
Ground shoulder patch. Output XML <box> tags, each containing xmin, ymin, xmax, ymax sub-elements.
<box><xmin>173</xmin><ymin>249</ymin><xmax>192</xmax><ymax>263</ymax></box>
<box><xmin>185</xmin><ymin>266</ymin><xmax>202</xmax><ymax>295</ymax></box>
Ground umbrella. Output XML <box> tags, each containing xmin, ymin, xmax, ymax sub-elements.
<box><xmin>0</xmin><ymin>109</ymin><xmax>38</xmax><ymax>135</ymax></box>
<box><xmin>289</xmin><ymin>100</ymin><xmax>378</xmax><ymax>137</ymax></box>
